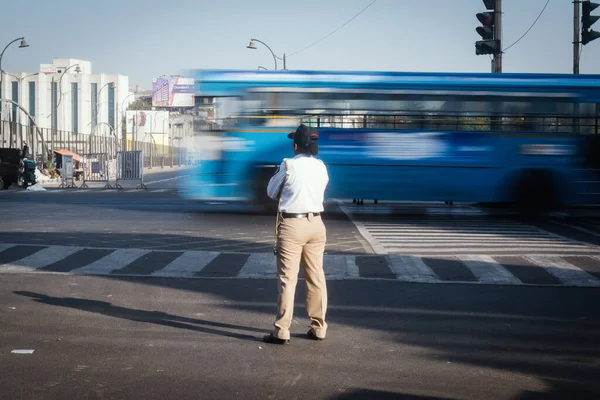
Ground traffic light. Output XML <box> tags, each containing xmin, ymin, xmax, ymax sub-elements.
<box><xmin>582</xmin><ymin>1</ymin><xmax>600</xmax><ymax>45</ymax></box>
<box><xmin>476</xmin><ymin>12</ymin><xmax>494</xmax><ymax>40</ymax></box>
<box><xmin>475</xmin><ymin>1</ymin><xmax>500</xmax><ymax>55</ymax></box>
<box><xmin>476</xmin><ymin>40</ymin><xmax>501</xmax><ymax>55</ymax></box>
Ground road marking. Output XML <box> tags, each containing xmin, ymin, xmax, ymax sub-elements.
<box><xmin>456</xmin><ymin>255</ymin><xmax>521</xmax><ymax>285</ymax></box>
<box><xmin>11</xmin><ymin>350</ymin><xmax>34</xmax><ymax>354</ymax></box>
<box><xmin>153</xmin><ymin>251</ymin><xmax>219</xmax><ymax>277</ymax></box>
<box><xmin>324</xmin><ymin>254</ymin><xmax>352</xmax><ymax>279</ymax></box>
<box><xmin>346</xmin><ymin>255</ymin><xmax>360</xmax><ymax>278</ymax></box>
<box><xmin>73</xmin><ymin>248</ymin><xmax>150</xmax><ymax>275</ymax></box>
<box><xmin>1</xmin><ymin>243</ymin><xmax>599</xmax><ymax>287</ymax></box>
<box><xmin>0</xmin><ymin>246</ymin><xmax>82</xmax><ymax>273</ymax></box>
<box><xmin>526</xmin><ymin>255</ymin><xmax>600</xmax><ymax>286</ymax></box>
<box><xmin>384</xmin><ymin>247</ymin><xmax>598</xmax><ymax>254</ymax></box>
<box><xmin>0</xmin><ymin>244</ymin><xmax>15</xmax><ymax>253</ymax></box>
<box><xmin>548</xmin><ymin>218</ymin><xmax>600</xmax><ymax>237</ymax></box>
<box><xmin>338</xmin><ymin>201</ymin><xmax>388</xmax><ymax>255</ymax></box>
<box><xmin>345</xmin><ymin>210</ymin><xmax>596</xmax><ymax>255</ymax></box>
<box><xmin>387</xmin><ymin>255</ymin><xmax>440</xmax><ymax>283</ymax></box>
<box><xmin>145</xmin><ymin>175</ymin><xmax>190</xmax><ymax>185</ymax></box>
<box><xmin>238</xmin><ymin>253</ymin><xmax>277</xmax><ymax>278</ymax></box>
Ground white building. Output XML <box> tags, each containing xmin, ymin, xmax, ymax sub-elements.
<box><xmin>1</xmin><ymin>58</ymin><xmax>133</xmax><ymax>138</ymax></box>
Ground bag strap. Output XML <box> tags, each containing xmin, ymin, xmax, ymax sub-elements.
<box><xmin>274</xmin><ymin>159</ymin><xmax>290</xmax><ymax>238</ymax></box>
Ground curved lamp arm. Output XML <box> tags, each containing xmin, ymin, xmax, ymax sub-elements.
<box><xmin>56</xmin><ymin>64</ymin><xmax>81</xmax><ymax>109</ymax></box>
<box><xmin>0</xmin><ymin>37</ymin><xmax>26</xmax><ymax>74</ymax></box>
<box><xmin>247</xmin><ymin>38</ymin><xmax>283</xmax><ymax>70</ymax></box>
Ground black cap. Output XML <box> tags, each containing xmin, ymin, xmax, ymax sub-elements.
<box><xmin>287</xmin><ymin>124</ymin><xmax>319</xmax><ymax>147</ymax></box>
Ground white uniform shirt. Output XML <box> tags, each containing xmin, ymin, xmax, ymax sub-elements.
<box><xmin>267</xmin><ymin>154</ymin><xmax>329</xmax><ymax>213</ymax></box>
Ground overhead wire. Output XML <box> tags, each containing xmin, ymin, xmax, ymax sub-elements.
<box><xmin>287</xmin><ymin>0</ymin><xmax>378</xmax><ymax>57</ymax></box>
<box><xmin>502</xmin><ymin>0</ymin><xmax>551</xmax><ymax>52</ymax></box>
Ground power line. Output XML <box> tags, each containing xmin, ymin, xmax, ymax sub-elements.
<box><xmin>503</xmin><ymin>0</ymin><xmax>551</xmax><ymax>52</ymax></box>
<box><xmin>287</xmin><ymin>0</ymin><xmax>378</xmax><ymax>57</ymax></box>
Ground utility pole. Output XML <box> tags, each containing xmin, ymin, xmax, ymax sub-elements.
<box><xmin>493</xmin><ymin>0</ymin><xmax>502</xmax><ymax>73</ymax></box>
<box><xmin>475</xmin><ymin>0</ymin><xmax>502</xmax><ymax>72</ymax></box>
<box><xmin>575</xmin><ymin>0</ymin><xmax>581</xmax><ymax>74</ymax></box>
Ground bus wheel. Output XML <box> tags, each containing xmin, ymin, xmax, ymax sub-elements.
<box><xmin>514</xmin><ymin>169</ymin><xmax>557</xmax><ymax>216</ymax></box>
<box><xmin>1</xmin><ymin>178</ymin><xmax>11</xmax><ymax>190</ymax></box>
<box><xmin>374</xmin><ymin>199</ymin><xmax>378</xmax><ymax>205</ymax></box>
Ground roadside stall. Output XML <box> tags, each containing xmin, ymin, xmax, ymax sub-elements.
<box><xmin>53</xmin><ymin>149</ymin><xmax>84</xmax><ymax>180</ymax></box>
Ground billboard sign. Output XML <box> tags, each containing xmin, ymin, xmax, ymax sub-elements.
<box><xmin>152</xmin><ymin>77</ymin><xmax>195</xmax><ymax>107</ymax></box>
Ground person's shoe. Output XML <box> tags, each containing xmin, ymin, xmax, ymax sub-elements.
<box><xmin>306</xmin><ymin>330</ymin><xmax>325</xmax><ymax>341</ymax></box>
<box><xmin>262</xmin><ymin>334</ymin><xmax>289</xmax><ymax>345</ymax></box>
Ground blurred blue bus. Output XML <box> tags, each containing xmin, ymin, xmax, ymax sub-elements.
<box><xmin>181</xmin><ymin>69</ymin><xmax>600</xmax><ymax>212</ymax></box>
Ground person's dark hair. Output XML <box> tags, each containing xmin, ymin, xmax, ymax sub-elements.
<box><xmin>289</xmin><ymin>124</ymin><xmax>319</xmax><ymax>156</ymax></box>
<box><xmin>296</xmin><ymin>139</ymin><xmax>318</xmax><ymax>156</ymax></box>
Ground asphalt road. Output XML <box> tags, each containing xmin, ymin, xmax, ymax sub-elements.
<box><xmin>0</xmin><ymin>191</ymin><xmax>368</xmax><ymax>254</ymax></box>
<box><xmin>1</xmin><ymin>193</ymin><xmax>600</xmax><ymax>398</ymax></box>
<box><xmin>1</xmin><ymin>273</ymin><xmax>599</xmax><ymax>400</ymax></box>
<box><xmin>2</xmin><ymin>193</ymin><xmax>600</xmax><ymax>285</ymax></box>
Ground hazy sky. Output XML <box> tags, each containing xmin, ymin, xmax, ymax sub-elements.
<box><xmin>1</xmin><ymin>0</ymin><xmax>597</xmax><ymax>89</ymax></box>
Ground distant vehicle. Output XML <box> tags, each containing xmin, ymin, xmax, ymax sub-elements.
<box><xmin>0</xmin><ymin>145</ymin><xmax>37</xmax><ymax>189</ymax></box>
<box><xmin>182</xmin><ymin>69</ymin><xmax>600</xmax><ymax>213</ymax></box>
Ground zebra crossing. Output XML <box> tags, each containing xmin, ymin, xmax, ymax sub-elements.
<box><xmin>0</xmin><ymin>243</ymin><xmax>599</xmax><ymax>287</ymax></box>
<box><xmin>339</xmin><ymin>204</ymin><xmax>600</xmax><ymax>256</ymax></box>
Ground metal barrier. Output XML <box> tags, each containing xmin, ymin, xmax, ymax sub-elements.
<box><xmin>81</xmin><ymin>153</ymin><xmax>112</xmax><ymax>189</ymax></box>
<box><xmin>58</xmin><ymin>155</ymin><xmax>76</xmax><ymax>189</ymax></box>
<box><xmin>115</xmin><ymin>150</ymin><xmax>147</xmax><ymax>190</ymax></box>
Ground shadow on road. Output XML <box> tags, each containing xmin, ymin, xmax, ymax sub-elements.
<box><xmin>11</xmin><ymin>276</ymin><xmax>600</xmax><ymax>398</ymax></box>
<box><xmin>14</xmin><ymin>290</ymin><xmax>268</xmax><ymax>343</ymax></box>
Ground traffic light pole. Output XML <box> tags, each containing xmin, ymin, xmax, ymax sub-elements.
<box><xmin>493</xmin><ymin>0</ymin><xmax>502</xmax><ymax>73</ymax></box>
<box><xmin>574</xmin><ymin>0</ymin><xmax>581</xmax><ymax>74</ymax></box>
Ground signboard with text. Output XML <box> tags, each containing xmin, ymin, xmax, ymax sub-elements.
<box><xmin>152</xmin><ymin>77</ymin><xmax>195</xmax><ymax>107</ymax></box>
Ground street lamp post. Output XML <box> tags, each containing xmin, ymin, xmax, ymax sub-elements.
<box><xmin>0</xmin><ymin>37</ymin><xmax>29</xmax><ymax>138</ymax></box>
<box><xmin>95</xmin><ymin>82</ymin><xmax>115</xmax><ymax>154</ymax></box>
<box><xmin>94</xmin><ymin>81</ymin><xmax>115</xmax><ymax>130</ymax></box>
<box><xmin>55</xmin><ymin>64</ymin><xmax>81</xmax><ymax>111</ymax></box>
<box><xmin>48</xmin><ymin>64</ymin><xmax>81</xmax><ymax>156</ymax></box>
<box><xmin>117</xmin><ymin>92</ymin><xmax>135</xmax><ymax>150</ymax></box>
<box><xmin>246</xmin><ymin>39</ymin><xmax>286</xmax><ymax>70</ymax></box>
<box><xmin>3</xmin><ymin>72</ymin><xmax>39</xmax><ymax>125</ymax></box>
<box><xmin>3</xmin><ymin>72</ymin><xmax>39</xmax><ymax>149</ymax></box>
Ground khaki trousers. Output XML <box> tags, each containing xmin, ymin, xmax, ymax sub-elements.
<box><xmin>273</xmin><ymin>213</ymin><xmax>327</xmax><ymax>340</ymax></box>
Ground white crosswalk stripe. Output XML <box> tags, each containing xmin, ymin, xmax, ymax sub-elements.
<box><xmin>73</xmin><ymin>248</ymin><xmax>150</xmax><ymax>275</ymax></box>
<box><xmin>340</xmin><ymin>205</ymin><xmax>599</xmax><ymax>255</ymax></box>
<box><xmin>387</xmin><ymin>255</ymin><xmax>439</xmax><ymax>283</ymax></box>
<box><xmin>456</xmin><ymin>255</ymin><xmax>521</xmax><ymax>285</ymax></box>
<box><xmin>153</xmin><ymin>251</ymin><xmax>219</xmax><ymax>277</ymax></box>
<box><xmin>0</xmin><ymin>243</ymin><xmax>14</xmax><ymax>253</ymax></box>
<box><xmin>1</xmin><ymin>244</ymin><xmax>599</xmax><ymax>287</ymax></box>
<box><xmin>238</xmin><ymin>253</ymin><xmax>278</xmax><ymax>278</ymax></box>
<box><xmin>525</xmin><ymin>255</ymin><xmax>600</xmax><ymax>286</ymax></box>
<box><xmin>0</xmin><ymin>246</ymin><xmax>82</xmax><ymax>273</ymax></box>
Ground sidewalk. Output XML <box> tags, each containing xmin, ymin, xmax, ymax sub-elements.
<box><xmin>33</xmin><ymin>165</ymin><xmax>190</xmax><ymax>188</ymax></box>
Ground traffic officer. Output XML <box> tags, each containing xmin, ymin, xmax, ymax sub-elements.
<box><xmin>262</xmin><ymin>124</ymin><xmax>329</xmax><ymax>345</ymax></box>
